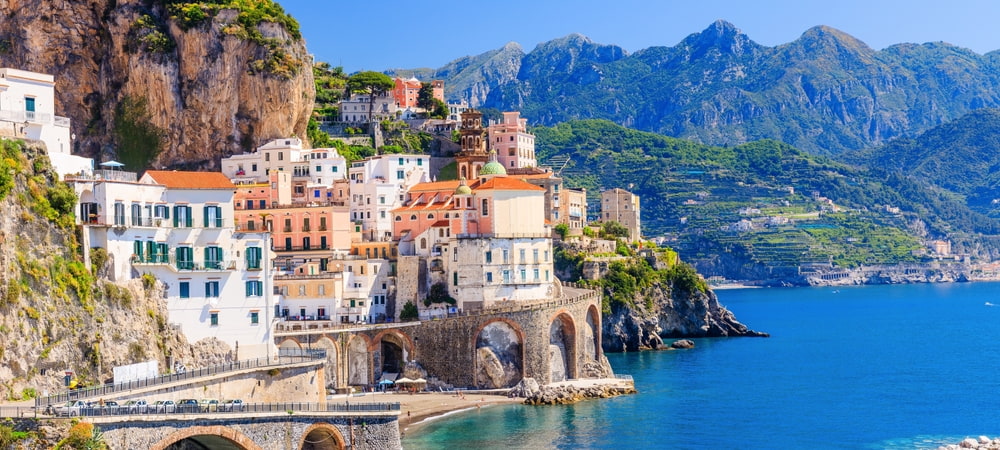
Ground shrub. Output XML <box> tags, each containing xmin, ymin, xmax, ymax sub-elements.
<box><xmin>400</xmin><ymin>301</ymin><xmax>418</xmax><ymax>321</ymax></box>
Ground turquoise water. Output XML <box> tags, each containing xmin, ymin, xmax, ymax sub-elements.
<box><xmin>403</xmin><ymin>282</ymin><xmax>1000</xmax><ymax>449</ymax></box>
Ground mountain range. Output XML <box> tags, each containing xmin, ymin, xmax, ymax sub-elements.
<box><xmin>391</xmin><ymin>20</ymin><xmax>1000</xmax><ymax>156</ymax></box>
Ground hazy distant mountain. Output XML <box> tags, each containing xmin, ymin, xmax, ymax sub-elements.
<box><xmin>397</xmin><ymin>20</ymin><xmax>1000</xmax><ymax>155</ymax></box>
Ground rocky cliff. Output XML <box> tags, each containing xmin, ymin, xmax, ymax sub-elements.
<box><xmin>601</xmin><ymin>282</ymin><xmax>768</xmax><ymax>352</ymax></box>
<box><xmin>0</xmin><ymin>140</ymin><xmax>228</xmax><ymax>399</ymax></box>
<box><xmin>0</xmin><ymin>0</ymin><xmax>314</xmax><ymax>170</ymax></box>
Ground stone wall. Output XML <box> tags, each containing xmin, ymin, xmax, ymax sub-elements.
<box><xmin>107</xmin><ymin>363</ymin><xmax>325</xmax><ymax>405</ymax></box>
<box><xmin>99</xmin><ymin>415</ymin><xmax>399</xmax><ymax>450</ymax></box>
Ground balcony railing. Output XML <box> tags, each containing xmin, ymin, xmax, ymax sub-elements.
<box><xmin>66</xmin><ymin>169</ymin><xmax>138</xmax><ymax>183</ymax></box>
<box><xmin>133</xmin><ymin>256</ymin><xmax>236</xmax><ymax>272</ymax></box>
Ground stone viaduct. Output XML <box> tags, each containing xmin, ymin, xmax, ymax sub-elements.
<box><xmin>275</xmin><ymin>285</ymin><xmax>609</xmax><ymax>390</ymax></box>
<box><xmin>95</xmin><ymin>413</ymin><xmax>398</xmax><ymax>450</ymax></box>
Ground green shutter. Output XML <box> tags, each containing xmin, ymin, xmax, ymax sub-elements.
<box><xmin>204</xmin><ymin>206</ymin><xmax>209</xmax><ymax>227</ymax></box>
<box><xmin>173</xmin><ymin>206</ymin><xmax>179</xmax><ymax>227</ymax></box>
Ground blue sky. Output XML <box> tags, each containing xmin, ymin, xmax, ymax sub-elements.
<box><xmin>278</xmin><ymin>0</ymin><xmax>1000</xmax><ymax>73</ymax></box>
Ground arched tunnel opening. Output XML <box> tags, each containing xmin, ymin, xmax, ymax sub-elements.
<box><xmin>164</xmin><ymin>435</ymin><xmax>247</xmax><ymax>450</ymax></box>
<box><xmin>301</xmin><ymin>427</ymin><xmax>346</xmax><ymax>450</ymax></box>
<box><xmin>381</xmin><ymin>340</ymin><xmax>404</xmax><ymax>374</ymax></box>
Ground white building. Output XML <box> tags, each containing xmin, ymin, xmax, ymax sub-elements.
<box><xmin>221</xmin><ymin>137</ymin><xmax>347</xmax><ymax>192</ymax></box>
<box><xmin>0</xmin><ymin>68</ymin><xmax>89</xmax><ymax>177</ymax></box>
<box><xmin>70</xmin><ymin>169</ymin><xmax>276</xmax><ymax>359</ymax></box>
<box><xmin>348</xmin><ymin>154</ymin><xmax>431</xmax><ymax>242</ymax></box>
<box><xmin>339</xmin><ymin>93</ymin><xmax>396</xmax><ymax>123</ymax></box>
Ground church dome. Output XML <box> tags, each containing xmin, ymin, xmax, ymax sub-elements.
<box><xmin>479</xmin><ymin>150</ymin><xmax>507</xmax><ymax>176</ymax></box>
<box><xmin>455</xmin><ymin>177</ymin><xmax>472</xmax><ymax>195</ymax></box>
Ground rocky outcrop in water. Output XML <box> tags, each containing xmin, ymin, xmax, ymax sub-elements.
<box><xmin>518</xmin><ymin>382</ymin><xmax>637</xmax><ymax>405</ymax></box>
<box><xmin>0</xmin><ymin>0</ymin><xmax>314</xmax><ymax>170</ymax></box>
<box><xmin>602</xmin><ymin>284</ymin><xmax>768</xmax><ymax>352</ymax></box>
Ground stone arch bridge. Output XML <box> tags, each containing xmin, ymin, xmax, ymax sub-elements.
<box><xmin>276</xmin><ymin>286</ymin><xmax>609</xmax><ymax>390</ymax></box>
<box><xmin>96</xmin><ymin>412</ymin><xmax>398</xmax><ymax>450</ymax></box>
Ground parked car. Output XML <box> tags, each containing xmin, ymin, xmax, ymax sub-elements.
<box><xmin>54</xmin><ymin>400</ymin><xmax>88</xmax><ymax>417</ymax></box>
<box><xmin>152</xmin><ymin>400</ymin><xmax>176</xmax><ymax>413</ymax></box>
<box><xmin>102</xmin><ymin>400</ymin><xmax>121</xmax><ymax>415</ymax></box>
<box><xmin>220</xmin><ymin>399</ymin><xmax>245</xmax><ymax>412</ymax></box>
<box><xmin>177</xmin><ymin>398</ymin><xmax>199</xmax><ymax>413</ymax></box>
<box><xmin>199</xmin><ymin>398</ymin><xmax>220</xmax><ymax>412</ymax></box>
<box><xmin>123</xmin><ymin>399</ymin><xmax>148</xmax><ymax>414</ymax></box>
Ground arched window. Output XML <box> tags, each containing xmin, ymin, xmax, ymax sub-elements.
<box><xmin>395</xmin><ymin>215</ymin><xmax>402</xmax><ymax>221</ymax></box>
<box><xmin>420</xmin><ymin>238</ymin><xmax>427</xmax><ymax>249</ymax></box>
<box><xmin>427</xmin><ymin>213</ymin><xmax>434</xmax><ymax>219</ymax></box>
<box><xmin>410</xmin><ymin>215</ymin><xmax>417</xmax><ymax>221</ymax></box>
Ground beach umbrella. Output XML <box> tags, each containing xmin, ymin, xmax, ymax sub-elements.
<box><xmin>100</xmin><ymin>160</ymin><xmax>125</xmax><ymax>168</ymax></box>
<box><xmin>378</xmin><ymin>379</ymin><xmax>394</xmax><ymax>385</ymax></box>
<box><xmin>412</xmin><ymin>378</ymin><xmax>427</xmax><ymax>384</ymax></box>
<box><xmin>396</xmin><ymin>377</ymin><xmax>415</xmax><ymax>384</ymax></box>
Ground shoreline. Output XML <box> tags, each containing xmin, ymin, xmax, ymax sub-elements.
<box><xmin>331</xmin><ymin>391</ymin><xmax>522</xmax><ymax>436</ymax></box>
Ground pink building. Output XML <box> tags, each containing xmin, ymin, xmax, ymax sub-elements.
<box><xmin>488</xmin><ymin>111</ymin><xmax>536</xmax><ymax>169</ymax></box>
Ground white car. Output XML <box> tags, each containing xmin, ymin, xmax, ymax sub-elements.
<box><xmin>54</xmin><ymin>400</ymin><xmax>88</xmax><ymax>416</ymax></box>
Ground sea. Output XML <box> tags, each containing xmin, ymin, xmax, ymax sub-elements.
<box><xmin>402</xmin><ymin>282</ymin><xmax>1000</xmax><ymax>449</ymax></box>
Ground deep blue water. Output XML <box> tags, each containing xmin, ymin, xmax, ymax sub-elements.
<box><xmin>402</xmin><ymin>282</ymin><xmax>1000</xmax><ymax>449</ymax></box>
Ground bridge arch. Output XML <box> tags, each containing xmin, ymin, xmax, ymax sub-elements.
<box><xmin>279</xmin><ymin>337</ymin><xmax>304</xmax><ymax>351</ymax></box>
<box><xmin>548</xmin><ymin>310</ymin><xmax>578</xmax><ymax>383</ymax></box>
<box><xmin>151</xmin><ymin>425</ymin><xmax>261</xmax><ymax>450</ymax></box>
<box><xmin>473</xmin><ymin>318</ymin><xmax>526</xmax><ymax>388</ymax></box>
<box><xmin>585</xmin><ymin>304</ymin><xmax>602</xmax><ymax>361</ymax></box>
<box><xmin>299</xmin><ymin>423</ymin><xmax>347</xmax><ymax>450</ymax></box>
<box><xmin>313</xmin><ymin>336</ymin><xmax>340</xmax><ymax>390</ymax></box>
<box><xmin>346</xmin><ymin>334</ymin><xmax>373</xmax><ymax>386</ymax></box>
<box><xmin>372</xmin><ymin>329</ymin><xmax>414</xmax><ymax>378</ymax></box>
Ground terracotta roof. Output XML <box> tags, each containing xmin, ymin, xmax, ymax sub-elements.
<box><xmin>431</xmin><ymin>220</ymin><xmax>450</xmax><ymax>227</ymax></box>
<box><xmin>144</xmin><ymin>171</ymin><xmax>236</xmax><ymax>189</ymax></box>
<box><xmin>408</xmin><ymin>180</ymin><xmax>461</xmax><ymax>192</ymax></box>
<box><xmin>475</xmin><ymin>177</ymin><xmax>546</xmax><ymax>192</ymax></box>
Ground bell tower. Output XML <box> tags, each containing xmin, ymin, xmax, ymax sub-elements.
<box><xmin>455</xmin><ymin>109</ymin><xmax>489</xmax><ymax>180</ymax></box>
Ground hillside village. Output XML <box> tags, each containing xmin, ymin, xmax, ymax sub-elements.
<box><xmin>2</xmin><ymin>67</ymin><xmax>644</xmax><ymax>388</ymax></box>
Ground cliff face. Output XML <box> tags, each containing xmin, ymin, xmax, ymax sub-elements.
<box><xmin>0</xmin><ymin>0</ymin><xmax>314</xmax><ymax>170</ymax></box>
<box><xmin>602</xmin><ymin>284</ymin><xmax>767</xmax><ymax>352</ymax></box>
<box><xmin>0</xmin><ymin>140</ymin><xmax>229</xmax><ymax>397</ymax></box>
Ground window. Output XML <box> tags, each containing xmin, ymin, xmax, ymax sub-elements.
<box><xmin>379</xmin><ymin>196</ymin><xmax>385</xmax><ymax>204</ymax></box>
<box><xmin>320</xmin><ymin>217</ymin><xmax>327</xmax><ymax>231</ymax></box>
<box><xmin>205</xmin><ymin>281</ymin><xmax>219</xmax><ymax>298</ymax></box>
<box><xmin>210</xmin><ymin>312</ymin><xmax>219</xmax><ymax>326</ymax></box>
<box><xmin>482</xmin><ymin>199</ymin><xmax>489</xmax><ymax>216</ymax></box>
<box><xmin>176</xmin><ymin>247</ymin><xmax>194</xmax><ymax>270</ymax></box>
<box><xmin>319</xmin><ymin>285</ymin><xmax>326</xmax><ymax>296</ymax></box>
<box><xmin>204</xmin><ymin>205</ymin><xmax>223</xmax><ymax>228</ymax></box>
<box><xmin>398</xmin><ymin>157</ymin><xmax>404</xmax><ymax>165</ymax></box>
<box><xmin>299</xmin><ymin>285</ymin><xmax>306</xmax><ymax>296</ymax></box>
<box><xmin>417</xmin><ymin>159</ymin><xmax>423</xmax><ymax>166</ymax></box>
<box><xmin>252</xmin><ymin>163</ymin><xmax>257</xmax><ymax>172</ymax></box>
<box><xmin>204</xmin><ymin>246</ymin><xmax>223</xmax><ymax>269</ymax></box>
<box><xmin>380</xmin><ymin>211</ymin><xmax>386</xmax><ymax>219</ymax></box>
<box><xmin>521</xmin><ymin>269</ymin><xmax>527</xmax><ymax>281</ymax></box>
<box><xmin>278</xmin><ymin>152</ymin><xmax>283</xmax><ymax>161</ymax></box>
<box><xmin>131</xmin><ymin>203</ymin><xmax>142</xmax><ymax>226</ymax></box>
<box><xmin>114</xmin><ymin>202</ymin><xmax>126</xmax><ymax>225</ymax></box>
<box><xmin>179</xmin><ymin>282</ymin><xmax>190</xmax><ymax>298</ymax></box>
<box><xmin>453</xmin><ymin>271</ymin><xmax>458</xmax><ymax>286</ymax></box>
<box><xmin>520</xmin><ymin>249</ymin><xmax>526</xmax><ymax>262</ymax></box>
<box><xmin>503</xmin><ymin>270</ymin><xmax>511</xmax><ymax>283</ymax></box>
<box><xmin>395</xmin><ymin>215</ymin><xmax>402</xmax><ymax>222</ymax></box>
<box><xmin>154</xmin><ymin>205</ymin><xmax>169</xmax><ymax>219</ymax></box>
<box><xmin>133</xmin><ymin>240</ymin><xmax>143</xmax><ymax>260</ymax></box>
<box><xmin>250</xmin><ymin>312</ymin><xmax>259</xmax><ymax>324</ymax></box>
<box><xmin>246</xmin><ymin>247</ymin><xmax>262</xmax><ymax>270</ymax></box>
<box><xmin>315</xmin><ymin>166</ymin><xmax>322</xmax><ymax>173</ymax></box>
<box><xmin>173</xmin><ymin>205</ymin><xmax>192</xmax><ymax>228</ymax></box>
<box><xmin>502</xmin><ymin>249</ymin><xmax>509</xmax><ymax>263</ymax></box>
<box><xmin>320</xmin><ymin>236</ymin><xmax>328</xmax><ymax>249</ymax></box>
<box><xmin>486</xmin><ymin>272</ymin><xmax>493</xmax><ymax>283</ymax></box>
<box><xmin>396</xmin><ymin>170</ymin><xmax>404</xmax><ymax>180</ymax></box>
<box><xmin>485</xmin><ymin>251</ymin><xmax>492</xmax><ymax>263</ymax></box>
<box><xmin>245</xmin><ymin>280</ymin><xmax>263</xmax><ymax>297</ymax></box>
<box><xmin>534</xmin><ymin>269</ymin><xmax>540</xmax><ymax>281</ymax></box>
<box><xmin>534</xmin><ymin>249</ymin><xmax>539</xmax><ymax>263</ymax></box>
<box><xmin>545</xmin><ymin>250</ymin><xmax>550</xmax><ymax>262</ymax></box>
<box><xmin>265</xmin><ymin>152</ymin><xmax>270</xmax><ymax>162</ymax></box>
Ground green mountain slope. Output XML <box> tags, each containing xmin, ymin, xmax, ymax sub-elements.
<box><xmin>405</xmin><ymin>21</ymin><xmax>1000</xmax><ymax>155</ymax></box>
<box><xmin>535</xmin><ymin>120</ymin><xmax>999</xmax><ymax>281</ymax></box>
<box><xmin>844</xmin><ymin>108</ymin><xmax>1000</xmax><ymax>215</ymax></box>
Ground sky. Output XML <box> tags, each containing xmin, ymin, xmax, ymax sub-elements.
<box><xmin>278</xmin><ymin>0</ymin><xmax>1000</xmax><ymax>74</ymax></box>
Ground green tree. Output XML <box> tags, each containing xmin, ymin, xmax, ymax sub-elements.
<box><xmin>431</xmin><ymin>98</ymin><xmax>449</xmax><ymax>119</ymax></box>
<box><xmin>554</xmin><ymin>223</ymin><xmax>569</xmax><ymax>240</ymax></box>
<box><xmin>601</xmin><ymin>221</ymin><xmax>630</xmax><ymax>239</ymax></box>
<box><xmin>347</xmin><ymin>71</ymin><xmax>394</xmax><ymax>126</ymax></box>
<box><xmin>400</xmin><ymin>301</ymin><xmax>419</xmax><ymax>321</ymax></box>
<box><xmin>417</xmin><ymin>82</ymin><xmax>435</xmax><ymax>111</ymax></box>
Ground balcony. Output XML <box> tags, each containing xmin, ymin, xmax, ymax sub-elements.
<box><xmin>133</xmin><ymin>256</ymin><xmax>236</xmax><ymax>272</ymax></box>
<box><xmin>65</xmin><ymin>169</ymin><xmax>138</xmax><ymax>183</ymax></box>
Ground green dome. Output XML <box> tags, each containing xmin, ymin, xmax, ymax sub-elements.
<box><xmin>479</xmin><ymin>160</ymin><xmax>507</xmax><ymax>176</ymax></box>
<box><xmin>455</xmin><ymin>184</ymin><xmax>472</xmax><ymax>195</ymax></box>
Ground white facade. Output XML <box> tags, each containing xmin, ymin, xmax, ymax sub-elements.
<box><xmin>275</xmin><ymin>255</ymin><xmax>392</xmax><ymax>325</ymax></box>
<box><xmin>0</xmin><ymin>68</ymin><xmax>87</xmax><ymax>177</ymax></box>
<box><xmin>70</xmin><ymin>170</ymin><xmax>276</xmax><ymax>359</ymax></box>
<box><xmin>349</xmin><ymin>154</ymin><xmax>431</xmax><ymax>242</ymax></box>
<box><xmin>339</xmin><ymin>93</ymin><xmax>396</xmax><ymax>123</ymax></box>
<box><xmin>220</xmin><ymin>137</ymin><xmax>347</xmax><ymax>187</ymax></box>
